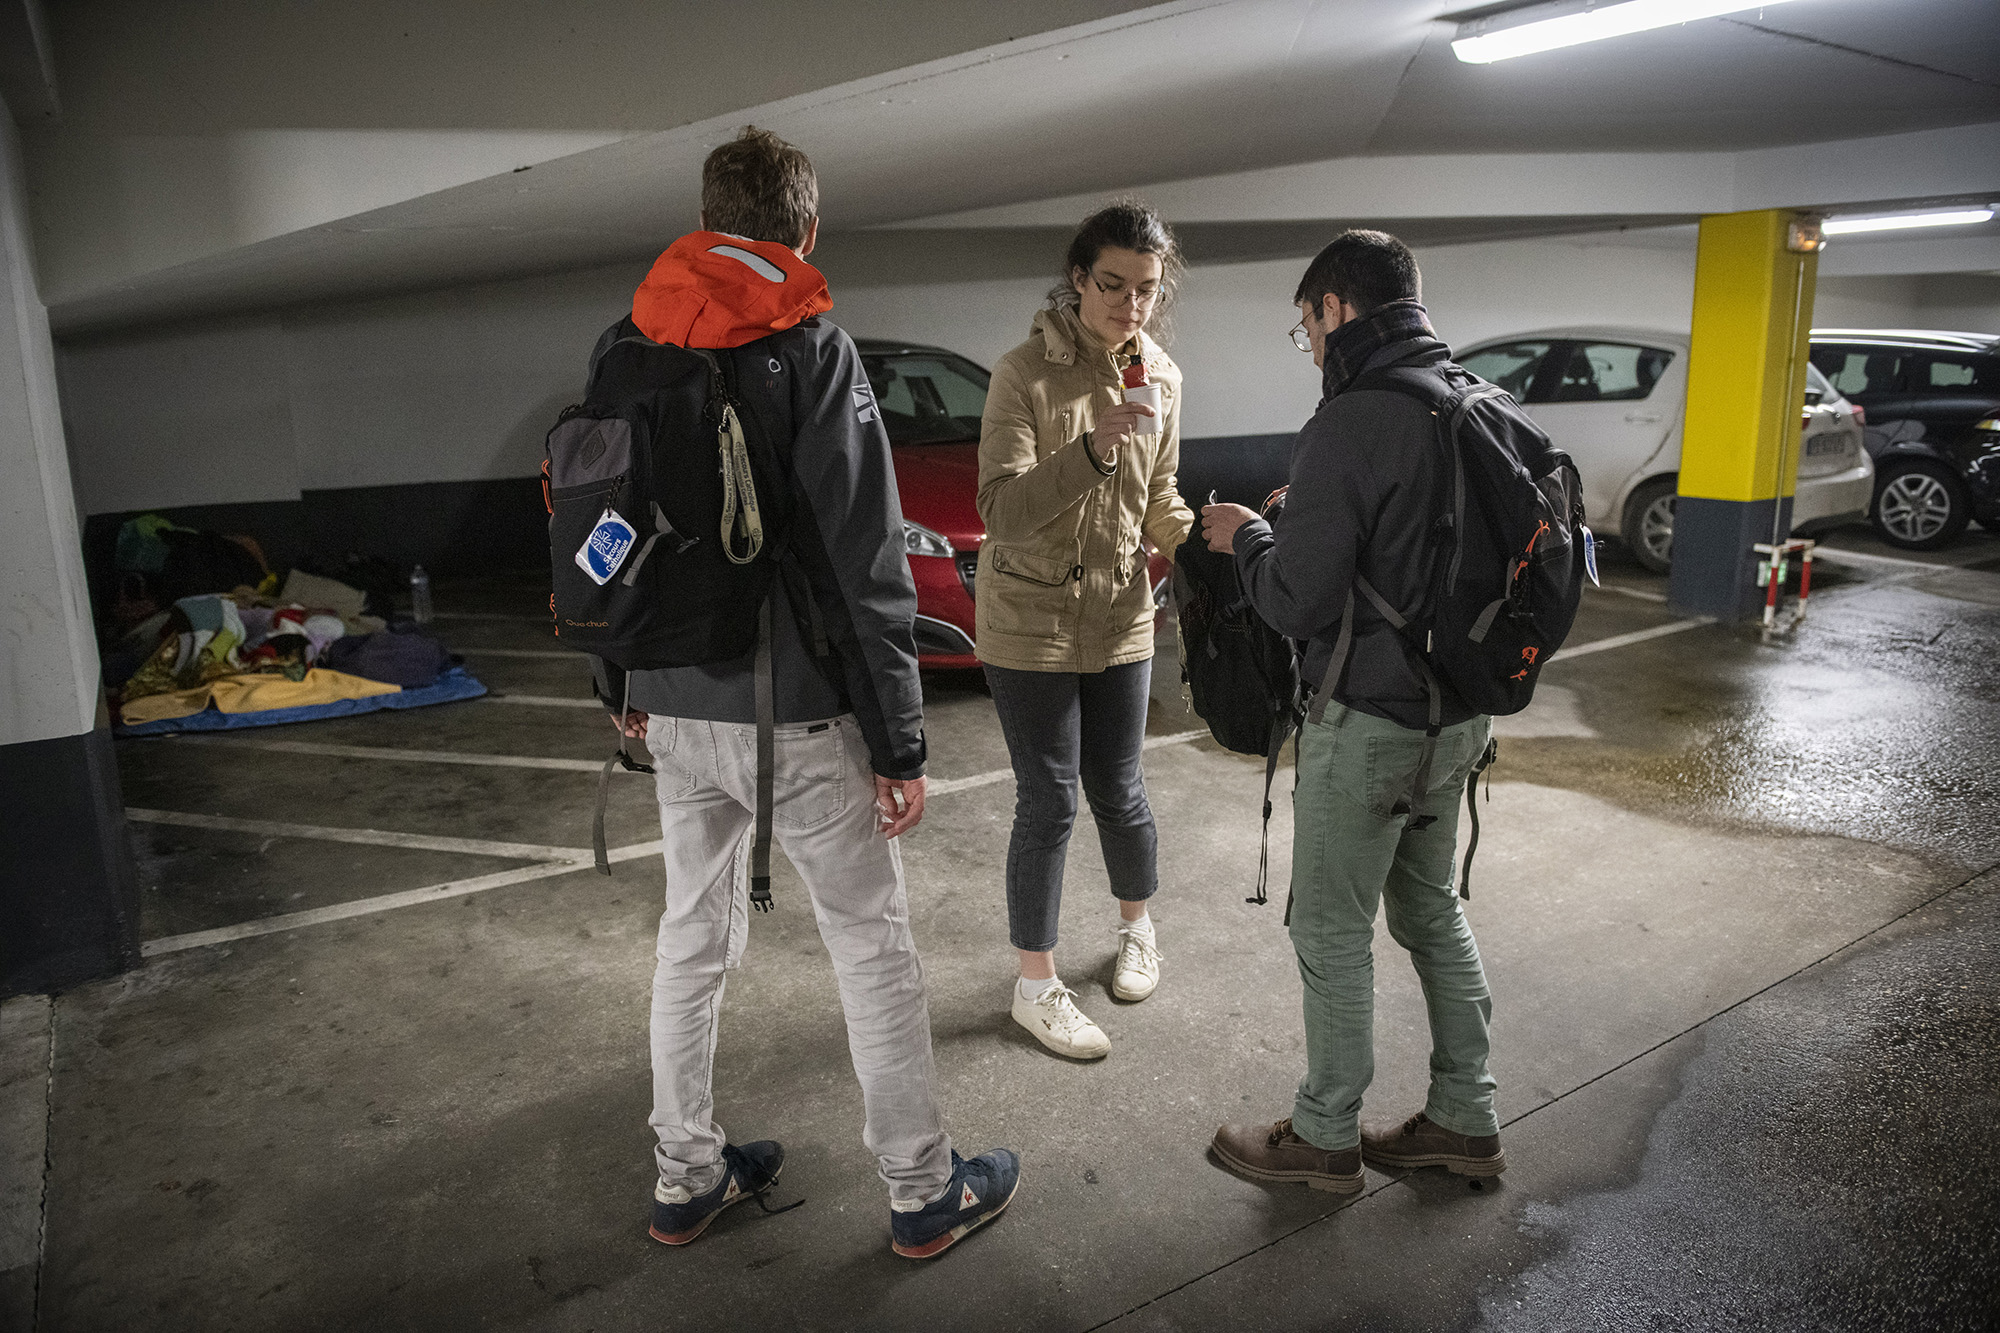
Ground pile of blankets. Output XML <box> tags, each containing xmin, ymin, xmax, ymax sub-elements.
<box><xmin>109</xmin><ymin>567</ymin><xmax>484</xmax><ymax>734</ymax></box>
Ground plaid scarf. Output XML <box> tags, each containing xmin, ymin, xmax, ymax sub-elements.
<box><xmin>1321</xmin><ymin>298</ymin><xmax>1437</xmax><ymax>395</ymax></box>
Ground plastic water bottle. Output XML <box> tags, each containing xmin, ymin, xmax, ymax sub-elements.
<box><xmin>409</xmin><ymin>564</ymin><xmax>433</xmax><ymax>625</ymax></box>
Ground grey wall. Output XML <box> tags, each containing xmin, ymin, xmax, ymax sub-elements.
<box><xmin>1</xmin><ymin>103</ymin><xmax>141</xmax><ymax>995</ymax></box>
<box><xmin>1</xmin><ymin>111</ymin><xmax>97</xmax><ymax>745</ymax></box>
<box><xmin>54</xmin><ymin>227</ymin><xmax>1712</xmax><ymax>507</ymax></box>
<box><xmin>51</xmin><ymin>223</ymin><xmax>1998</xmax><ymax>558</ymax></box>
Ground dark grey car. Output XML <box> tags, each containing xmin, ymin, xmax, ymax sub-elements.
<box><xmin>1809</xmin><ymin>329</ymin><xmax>2000</xmax><ymax>549</ymax></box>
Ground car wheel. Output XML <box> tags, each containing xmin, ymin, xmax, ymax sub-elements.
<box><xmin>1621</xmin><ymin>477</ymin><xmax>1677</xmax><ymax>575</ymax></box>
<box><xmin>1871</xmin><ymin>460</ymin><xmax>1970</xmax><ymax>549</ymax></box>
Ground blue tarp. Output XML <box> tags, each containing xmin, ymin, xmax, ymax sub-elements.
<box><xmin>115</xmin><ymin>666</ymin><xmax>488</xmax><ymax>737</ymax></box>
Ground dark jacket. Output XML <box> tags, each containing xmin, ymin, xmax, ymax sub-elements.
<box><xmin>1232</xmin><ymin>332</ymin><xmax>1477</xmax><ymax>731</ymax></box>
<box><xmin>591</xmin><ymin>234</ymin><xmax>926</xmax><ymax>779</ymax></box>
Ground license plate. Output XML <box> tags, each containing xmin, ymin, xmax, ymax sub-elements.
<box><xmin>1804</xmin><ymin>433</ymin><xmax>1848</xmax><ymax>457</ymax></box>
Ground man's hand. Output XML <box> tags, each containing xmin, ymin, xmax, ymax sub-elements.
<box><xmin>874</xmin><ymin>775</ymin><xmax>926</xmax><ymax>839</ymax></box>
<box><xmin>619</xmin><ymin>710</ymin><xmax>647</xmax><ymax>740</ymax></box>
<box><xmin>1088</xmin><ymin>401</ymin><xmax>1157</xmax><ymax>458</ymax></box>
<box><xmin>1201</xmin><ymin>502</ymin><xmax>1261</xmax><ymax>553</ymax></box>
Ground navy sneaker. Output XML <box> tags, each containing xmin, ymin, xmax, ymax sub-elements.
<box><xmin>648</xmin><ymin>1140</ymin><xmax>793</xmax><ymax>1246</ymax></box>
<box><xmin>889</xmin><ymin>1149</ymin><xmax>1021</xmax><ymax>1259</ymax></box>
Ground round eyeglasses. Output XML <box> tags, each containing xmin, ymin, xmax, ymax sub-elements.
<box><xmin>1289</xmin><ymin>321</ymin><xmax>1314</xmax><ymax>353</ymax></box>
<box><xmin>1091</xmin><ymin>275</ymin><xmax>1161</xmax><ymax>310</ymax></box>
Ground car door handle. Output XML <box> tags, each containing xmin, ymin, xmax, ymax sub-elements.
<box><xmin>1624</xmin><ymin>413</ymin><xmax>1663</xmax><ymax>424</ymax></box>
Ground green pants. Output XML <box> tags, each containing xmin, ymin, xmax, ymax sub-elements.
<box><xmin>1287</xmin><ymin>703</ymin><xmax>1497</xmax><ymax>1151</ymax></box>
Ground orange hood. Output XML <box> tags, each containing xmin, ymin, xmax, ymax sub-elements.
<box><xmin>631</xmin><ymin>231</ymin><xmax>833</xmax><ymax>350</ymax></box>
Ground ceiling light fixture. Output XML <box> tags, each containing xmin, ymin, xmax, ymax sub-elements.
<box><xmin>1820</xmin><ymin>208</ymin><xmax>1996</xmax><ymax>235</ymax></box>
<box><xmin>1452</xmin><ymin>0</ymin><xmax>1799</xmax><ymax>64</ymax></box>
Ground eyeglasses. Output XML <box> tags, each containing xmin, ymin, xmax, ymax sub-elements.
<box><xmin>1090</xmin><ymin>274</ymin><xmax>1162</xmax><ymax>310</ymax></box>
<box><xmin>1289</xmin><ymin>320</ymin><xmax>1313</xmax><ymax>353</ymax></box>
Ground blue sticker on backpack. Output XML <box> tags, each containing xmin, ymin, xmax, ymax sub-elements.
<box><xmin>1581</xmin><ymin>525</ymin><xmax>1601</xmax><ymax>586</ymax></box>
<box><xmin>576</xmin><ymin>508</ymin><xmax>638</xmax><ymax>586</ymax></box>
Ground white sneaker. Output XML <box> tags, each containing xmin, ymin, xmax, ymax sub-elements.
<box><xmin>1112</xmin><ymin>923</ymin><xmax>1162</xmax><ymax>1002</ymax></box>
<box><xmin>1011</xmin><ymin>981</ymin><xmax>1110</xmax><ymax>1060</ymax></box>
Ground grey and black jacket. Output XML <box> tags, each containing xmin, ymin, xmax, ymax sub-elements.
<box><xmin>591</xmin><ymin>316</ymin><xmax>927</xmax><ymax>779</ymax></box>
<box><xmin>1232</xmin><ymin>330</ymin><xmax>1478</xmax><ymax>732</ymax></box>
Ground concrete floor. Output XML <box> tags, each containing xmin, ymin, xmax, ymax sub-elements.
<box><xmin>5</xmin><ymin>528</ymin><xmax>1998</xmax><ymax>1332</ymax></box>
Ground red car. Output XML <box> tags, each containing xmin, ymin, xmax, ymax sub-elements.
<box><xmin>858</xmin><ymin>338</ymin><xmax>1172</xmax><ymax>669</ymax></box>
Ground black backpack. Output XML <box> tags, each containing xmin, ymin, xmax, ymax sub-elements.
<box><xmin>545</xmin><ymin>327</ymin><xmax>781</xmax><ymax>670</ymax></box>
<box><xmin>543</xmin><ymin>323</ymin><xmax>795</xmax><ymax>908</ymax></box>
<box><xmin>1311</xmin><ymin>362</ymin><xmax>1585</xmax><ymax>878</ymax></box>
<box><xmin>1172</xmin><ymin>520</ymin><xmax>1301</xmax><ymax>908</ymax></box>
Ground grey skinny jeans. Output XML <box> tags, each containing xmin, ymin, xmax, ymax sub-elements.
<box><xmin>984</xmin><ymin>659</ymin><xmax>1159</xmax><ymax>952</ymax></box>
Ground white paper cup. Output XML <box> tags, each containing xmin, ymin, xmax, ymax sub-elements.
<box><xmin>1123</xmin><ymin>382</ymin><xmax>1163</xmax><ymax>426</ymax></box>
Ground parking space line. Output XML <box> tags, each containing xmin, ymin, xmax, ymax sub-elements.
<box><xmin>125</xmin><ymin>808</ymin><xmax>587</xmax><ymax>862</ymax></box>
<box><xmin>1550</xmin><ymin>617</ymin><xmax>1712</xmax><ymax>660</ymax></box>
<box><xmin>140</xmin><ymin>839</ymin><xmax>663</xmax><ymax>958</ymax></box>
<box><xmin>1809</xmin><ymin>546</ymin><xmax>1950</xmax><ymax>571</ymax></box>
<box><xmin>163</xmin><ymin>735</ymin><xmax>618</xmax><ymax>774</ymax></box>
<box><xmin>1586</xmin><ymin>583</ymin><xmax>1669</xmax><ymax>603</ymax></box>
<box><xmin>928</xmin><ymin>729</ymin><xmax>1209</xmax><ymax>795</ymax></box>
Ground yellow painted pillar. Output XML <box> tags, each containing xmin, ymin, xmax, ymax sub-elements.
<box><xmin>1668</xmin><ymin>208</ymin><xmax>1820</xmax><ymax>619</ymax></box>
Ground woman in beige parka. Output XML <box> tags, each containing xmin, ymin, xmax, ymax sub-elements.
<box><xmin>975</xmin><ymin>202</ymin><xmax>1196</xmax><ymax>1060</ymax></box>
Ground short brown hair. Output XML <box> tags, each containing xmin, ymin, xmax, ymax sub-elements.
<box><xmin>701</xmin><ymin>126</ymin><xmax>818</xmax><ymax>247</ymax></box>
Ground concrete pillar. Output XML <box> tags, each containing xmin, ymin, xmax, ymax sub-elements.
<box><xmin>0</xmin><ymin>105</ymin><xmax>141</xmax><ymax>995</ymax></box>
<box><xmin>1669</xmin><ymin>208</ymin><xmax>1820</xmax><ymax>620</ymax></box>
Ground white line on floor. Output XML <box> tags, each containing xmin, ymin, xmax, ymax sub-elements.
<box><xmin>926</xmin><ymin>729</ymin><xmax>1208</xmax><ymax>795</ymax></box>
<box><xmin>458</xmin><ymin>647</ymin><xmax>575</xmax><ymax>660</ymax></box>
<box><xmin>1586</xmin><ymin>583</ymin><xmax>1670</xmax><ymax>603</ymax></box>
<box><xmin>1810</xmin><ymin>546</ymin><xmax>1961</xmax><ymax>572</ymax></box>
<box><xmin>1550</xmin><ymin>617</ymin><xmax>1713</xmax><ymax>660</ymax></box>
<box><xmin>164</xmin><ymin>735</ymin><xmax>619</xmax><ymax>774</ymax></box>
<box><xmin>140</xmin><ymin>840</ymin><xmax>663</xmax><ymax>957</ymax></box>
<box><xmin>925</xmin><ymin>769</ymin><xmax>1014</xmax><ymax>796</ymax></box>
<box><xmin>481</xmin><ymin>694</ymin><xmax>603</xmax><ymax>709</ymax></box>
<box><xmin>125</xmin><ymin>808</ymin><xmax>588</xmax><ymax>862</ymax></box>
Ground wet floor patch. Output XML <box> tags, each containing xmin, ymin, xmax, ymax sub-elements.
<box><xmin>1492</xmin><ymin>569</ymin><xmax>2000</xmax><ymax>870</ymax></box>
<box><xmin>1482</xmin><ymin>868</ymin><xmax>2000</xmax><ymax>1333</ymax></box>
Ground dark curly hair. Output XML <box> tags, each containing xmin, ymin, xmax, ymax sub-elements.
<box><xmin>1046</xmin><ymin>199</ymin><xmax>1183</xmax><ymax>339</ymax></box>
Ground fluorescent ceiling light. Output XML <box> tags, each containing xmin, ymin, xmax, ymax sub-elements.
<box><xmin>1821</xmin><ymin>209</ymin><xmax>1995</xmax><ymax>235</ymax></box>
<box><xmin>1453</xmin><ymin>0</ymin><xmax>1798</xmax><ymax>64</ymax></box>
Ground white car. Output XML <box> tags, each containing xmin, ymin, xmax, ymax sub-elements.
<box><xmin>1458</xmin><ymin>327</ymin><xmax>1875</xmax><ymax>573</ymax></box>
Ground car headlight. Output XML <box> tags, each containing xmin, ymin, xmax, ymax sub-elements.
<box><xmin>902</xmin><ymin>520</ymin><xmax>954</xmax><ymax>558</ymax></box>
<box><xmin>1976</xmin><ymin>419</ymin><xmax>2000</xmax><ymax>432</ymax></box>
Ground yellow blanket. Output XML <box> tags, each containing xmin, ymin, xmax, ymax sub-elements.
<box><xmin>120</xmin><ymin>668</ymin><xmax>401</xmax><ymax>724</ymax></box>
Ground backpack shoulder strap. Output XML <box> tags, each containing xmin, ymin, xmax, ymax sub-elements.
<box><xmin>1347</xmin><ymin>364</ymin><xmax>1446</xmax><ymax>402</ymax></box>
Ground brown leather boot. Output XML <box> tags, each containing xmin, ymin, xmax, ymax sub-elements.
<box><xmin>1211</xmin><ymin>1118</ymin><xmax>1364</xmax><ymax>1194</ymax></box>
<box><xmin>1360</xmin><ymin>1112</ymin><xmax>1505</xmax><ymax>1177</ymax></box>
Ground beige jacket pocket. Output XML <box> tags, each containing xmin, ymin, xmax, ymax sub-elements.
<box><xmin>982</xmin><ymin>542</ymin><xmax>1078</xmax><ymax>642</ymax></box>
<box><xmin>988</xmin><ymin>543</ymin><xmax>1075</xmax><ymax>586</ymax></box>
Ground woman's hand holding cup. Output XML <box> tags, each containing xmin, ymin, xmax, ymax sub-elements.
<box><xmin>1090</xmin><ymin>399</ymin><xmax>1158</xmax><ymax>460</ymax></box>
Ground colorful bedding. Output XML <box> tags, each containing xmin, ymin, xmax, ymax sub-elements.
<box><xmin>115</xmin><ymin>666</ymin><xmax>488</xmax><ymax>736</ymax></box>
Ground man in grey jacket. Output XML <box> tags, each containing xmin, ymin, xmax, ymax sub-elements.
<box><xmin>1199</xmin><ymin>230</ymin><xmax>1505</xmax><ymax>1192</ymax></box>
<box><xmin>594</xmin><ymin>127</ymin><xmax>1017</xmax><ymax>1260</ymax></box>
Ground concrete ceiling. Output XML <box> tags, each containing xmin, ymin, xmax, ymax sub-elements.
<box><xmin>19</xmin><ymin>0</ymin><xmax>2000</xmax><ymax>334</ymax></box>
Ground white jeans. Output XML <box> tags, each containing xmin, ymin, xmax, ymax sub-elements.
<box><xmin>644</xmin><ymin>712</ymin><xmax>953</xmax><ymax>1204</ymax></box>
